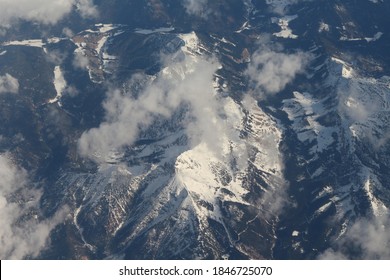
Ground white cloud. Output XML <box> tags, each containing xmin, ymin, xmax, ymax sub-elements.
<box><xmin>266</xmin><ymin>0</ymin><xmax>313</xmax><ymax>15</ymax></box>
<box><xmin>0</xmin><ymin>0</ymin><xmax>97</xmax><ymax>29</ymax></box>
<box><xmin>64</xmin><ymin>85</ymin><xmax>79</xmax><ymax>98</ymax></box>
<box><xmin>62</xmin><ymin>27</ymin><xmax>74</xmax><ymax>38</ymax></box>
<box><xmin>46</xmin><ymin>50</ymin><xmax>67</xmax><ymax>65</ymax></box>
<box><xmin>246</xmin><ymin>46</ymin><xmax>310</xmax><ymax>97</ymax></box>
<box><xmin>76</xmin><ymin>0</ymin><xmax>98</xmax><ymax>18</ymax></box>
<box><xmin>0</xmin><ymin>154</ymin><xmax>26</xmax><ymax>193</ymax></box>
<box><xmin>372</xmin><ymin>131</ymin><xmax>390</xmax><ymax>150</ymax></box>
<box><xmin>0</xmin><ymin>154</ymin><xmax>68</xmax><ymax>259</ymax></box>
<box><xmin>319</xmin><ymin>215</ymin><xmax>390</xmax><ymax>259</ymax></box>
<box><xmin>182</xmin><ymin>0</ymin><xmax>209</xmax><ymax>17</ymax></box>
<box><xmin>0</xmin><ymin>74</ymin><xmax>19</xmax><ymax>94</ymax></box>
<box><xmin>0</xmin><ymin>0</ymin><xmax>73</xmax><ymax>27</ymax></box>
<box><xmin>78</xmin><ymin>54</ymin><xmax>228</xmax><ymax>161</ymax></box>
<box><xmin>73</xmin><ymin>51</ymin><xmax>89</xmax><ymax>69</ymax></box>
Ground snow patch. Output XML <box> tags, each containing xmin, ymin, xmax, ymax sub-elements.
<box><xmin>362</xmin><ymin>169</ymin><xmax>388</xmax><ymax>217</ymax></box>
<box><xmin>331</xmin><ymin>57</ymin><xmax>354</xmax><ymax>78</ymax></box>
<box><xmin>243</xmin><ymin>96</ymin><xmax>284</xmax><ymax>175</ymax></box>
<box><xmin>95</xmin><ymin>36</ymin><xmax>108</xmax><ymax>56</ymax></box>
<box><xmin>49</xmin><ymin>66</ymin><xmax>66</xmax><ymax>105</ymax></box>
<box><xmin>235</xmin><ymin>21</ymin><xmax>251</xmax><ymax>33</ymax></box>
<box><xmin>221</xmin><ymin>37</ymin><xmax>236</xmax><ymax>47</ymax></box>
<box><xmin>272</xmin><ymin>15</ymin><xmax>298</xmax><ymax>39</ymax></box>
<box><xmin>3</xmin><ymin>39</ymin><xmax>44</xmax><ymax>48</ymax></box>
<box><xmin>96</xmin><ymin>23</ymin><xmax>123</xmax><ymax>33</ymax></box>
<box><xmin>283</xmin><ymin>91</ymin><xmax>337</xmax><ymax>155</ymax></box>
<box><xmin>315</xmin><ymin>185</ymin><xmax>334</xmax><ymax>201</ymax></box>
<box><xmin>365</xmin><ymin>32</ymin><xmax>383</xmax><ymax>42</ymax></box>
<box><xmin>178</xmin><ymin>32</ymin><xmax>202</xmax><ymax>55</ymax></box>
<box><xmin>319</xmin><ymin>22</ymin><xmax>330</xmax><ymax>33</ymax></box>
<box><xmin>175</xmin><ymin>141</ymin><xmax>249</xmax><ymax>222</ymax></box>
<box><xmin>134</xmin><ymin>27</ymin><xmax>175</xmax><ymax>35</ymax></box>
<box><xmin>47</xmin><ymin>37</ymin><xmax>65</xmax><ymax>44</ymax></box>
<box><xmin>314</xmin><ymin>202</ymin><xmax>332</xmax><ymax>216</ymax></box>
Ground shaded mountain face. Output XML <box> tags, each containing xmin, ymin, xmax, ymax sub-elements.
<box><xmin>0</xmin><ymin>0</ymin><xmax>389</xmax><ymax>260</ymax></box>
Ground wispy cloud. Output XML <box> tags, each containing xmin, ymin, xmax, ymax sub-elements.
<box><xmin>246</xmin><ymin>38</ymin><xmax>311</xmax><ymax>98</ymax></box>
<box><xmin>337</xmin><ymin>81</ymin><xmax>376</xmax><ymax>123</ymax></box>
<box><xmin>319</xmin><ymin>215</ymin><xmax>390</xmax><ymax>259</ymax></box>
<box><xmin>267</xmin><ymin>0</ymin><xmax>313</xmax><ymax>15</ymax></box>
<box><xmin>182</xmin><ymin>0</ymin><xmax>209</xmax><ymax>17</ymax></box>
<box><xmin>0</xmin><ymin>74</ymin><xmax>19</xmax><ymax>94</ymax></box>
<box><xmin>73</xmin><ymin>51</ymin><xmax>89</xmax><ymax>70</ymax></box>
<box><xmin>0</xmin><ymin>154</ymin><xmax>68</xmax><ymax>259</ymax></box>
<box><xmin>0</xmin><ymin>0</ymin><xmax>98</xmax><ymax>29</ymax></box>
<box><xmin>76</xmin><ymin>0</ymin><xmax>98</xmax><ymax>18</ymax></box>
<box><xmin>78</xmin><ymin>54</ymin><xmax>227</xmax><ymax>161</ymax></box>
